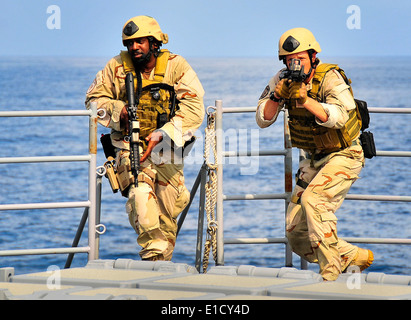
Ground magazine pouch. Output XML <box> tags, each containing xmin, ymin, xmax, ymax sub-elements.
<box><xmin>360</xmin><ymin>131</ymin><xmax>376</xmax><ymax>159</ymax></box>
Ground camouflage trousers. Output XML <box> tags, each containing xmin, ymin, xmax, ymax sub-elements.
<box><xmin>286</xmin><ymin>143</ymin><xmax>365</xmax><ymax>281</ymax></box>
<box><xmin>117</xmin><ymin>150</ymin><xmax>190</xmax><ymax>261</ymax></box>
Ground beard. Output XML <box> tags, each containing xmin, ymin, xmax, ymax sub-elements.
<box><xmin>131</xmin><ymin>49</ymin><xmax>152</xmax><ymax>67</ymax></box>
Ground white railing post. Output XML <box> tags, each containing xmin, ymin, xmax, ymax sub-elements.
<box><xmin>283</xmin><ymin>109</ymin><xmax>294</xmax><ymax>267</ymax></box>
<box><xmin>215</xmin><ymin>100</ymin><xmax>224</xmax><ymax>265</ymax></box>
<box><xmin>87</xmin><ymin>102</ymin><xmax>98</xmax><ymax>261</ymax></box>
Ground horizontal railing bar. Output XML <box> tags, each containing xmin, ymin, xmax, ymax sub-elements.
<box><xmin>0</xmin><ymin>247</ymin><xmax>90</xmax><ymax>257</ymax></box>
<box><xmin>376</xmin><ymin>151</ymin><xmax>411</xmax><ymax>157</ymax></box>
<box><xmin>224</xmin><ymin>237</ymin><xmax>411</xmax><ymax>245</ymax></box>
<box><xmin>346</xmin><ymin>194</ymin><xmax>411</xmax><ymax>202</ymax></box>
<box><xmin>223</xmin><ymin>150</ymin><xmax>411</xmax><ymax>158</ymax></box>
<box><xmin>223</xmin><ymin>149</ymin><xmax>287</xmax><ymax>157</ymax></box>
<box><xmin>0</xmin><ymin>155</ymin><xmax>91</xmax><ymax>164</ymax></box>
<box><xmin>221</xmin><ymin>107</ymin><xmax>256</xmax><ymax>113</ymax></box>
<box><xmin>224</xmin><ymin>237</ymin><xmax>288</xmax><ymax>244</ymax></box>
<box><xmin>0</xmin><ymin>201</ymin><xmax>91</xmax><ymax>211</ymax></box>
<box><xmin>342</xmin><ymin>237</ymin><xmax>411</xmax><ymax>245</ymax></box>
<box><xmin>0</xmin><ymin>110</ymin><xmax>92</xmax><ymax>117</ymax></box>
<box><xmin>223</xmin><ymin>193</ymin><xmax>411</xmax><ymax>202</ymax></box>
<box><xmin>368</xmin><ymin>107</ymin><xmax>411</xmax><ymax>114</ymax></box>
<box><xmin>223</xmin><ymin>193</ymin><xmax>289</xmax><ymax>201</ymax></box>
<box><xmin>220</xmin><ymin>106</ymin><xmax>411</xmax><ymax>114</ymax></box>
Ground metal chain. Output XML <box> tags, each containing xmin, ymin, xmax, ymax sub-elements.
<box><xmin>202</xmin><ymin>107</ymin><xmax>218</xmax><ymax>273</ymax></box>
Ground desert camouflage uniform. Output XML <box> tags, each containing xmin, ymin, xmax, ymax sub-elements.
<box><xmin>85</xmin><ymin>52</ymin><xmax>204</xmax><ymax>260</ymax></box>
<box><xmin>256</xmin><ymin>62</ymin><xmax>366</xmax><ymax>280</ymax></box>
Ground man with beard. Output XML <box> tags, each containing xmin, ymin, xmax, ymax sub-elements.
<box><xmin>85</xmin><ymin>15</ymin><xmax>204</xmax><ymax>261</ymax></box>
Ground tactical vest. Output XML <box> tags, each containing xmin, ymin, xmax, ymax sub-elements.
<box><xmin>120</xmin><ymin>49</ymin><xmax>177</xmax><ymax>149</ymax></box>
<box><xmin>286</xmin><ymin>64</ymin><xmax>362</xmax><ymax>154</ymax></box>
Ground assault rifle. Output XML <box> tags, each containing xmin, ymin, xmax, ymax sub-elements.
<box><xmin>125</xmin><ymin>72</ymin><xmax>140</xmax><ymax>186</ymax></box>
<box><xmin>279</xmin><ymin>58</ymin><xmax>308</xmax><ymax>83</ymax></box>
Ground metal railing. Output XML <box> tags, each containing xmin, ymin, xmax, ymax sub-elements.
<box><xmin>212</xmin><ymin>100</ymin><xmax>411</xmax><ymax>268</ymax></box>
<box><xmin>0</xmin><ymin>103</ymin><xmax>100</xmax><ymax>261</ymax></box>
<box><xmin>2</xmin><ymin>100</ymin><xmax>410</xmax><ymax>272</ymax></box>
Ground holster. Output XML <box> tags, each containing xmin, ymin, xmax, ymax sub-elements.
<box><xmin>100</xmin><ymin>133</ymin><xmax>134</xmax><ymax>196</ymax></box>
<box><xmin>103</xmin><ymin>159</ymin><xmax>120</xmax><ymax>193</ymax></box>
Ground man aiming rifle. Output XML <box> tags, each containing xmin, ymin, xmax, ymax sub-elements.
<box><xmin>256</xmin><ymin>27</ymin><xmax>374</xmax><ymax>281</ymax></box>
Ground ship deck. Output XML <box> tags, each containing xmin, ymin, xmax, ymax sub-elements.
<box><xmin>1</xmin><ymin>258</ymin><xmax>411</xmax><ymax>301</ymax></box>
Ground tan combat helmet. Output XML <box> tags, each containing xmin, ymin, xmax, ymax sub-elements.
<box><xmin>278</xmin><ymin>28</ymin><xmax>321</xmax><ymax>60</ymax></box>
<box><xmin>122</xmin><ymin>15</ymin><xmax>169</xmax><ymax>46</ymax></box>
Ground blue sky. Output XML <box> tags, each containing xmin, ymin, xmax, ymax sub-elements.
<box><xmin>1</xmin><ymin>0</ymin><xmax>410</xmax><ymax>58</ymax></box>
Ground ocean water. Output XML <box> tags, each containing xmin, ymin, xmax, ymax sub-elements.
<box><xmin>0</xmin><ymin>55</ymin><xmax>410</xmax><ymax>276</ymax></box>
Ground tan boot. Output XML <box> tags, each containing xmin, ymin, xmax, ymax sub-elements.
<box><xmin>344</xmin><ymin>248</ymin><xmax>374</xmax><ymax>272</ymax></box>
<box><xmin>143</xmin><ymin>254</ymin><xmax>165</xmax><ymax>261</ymax></box>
